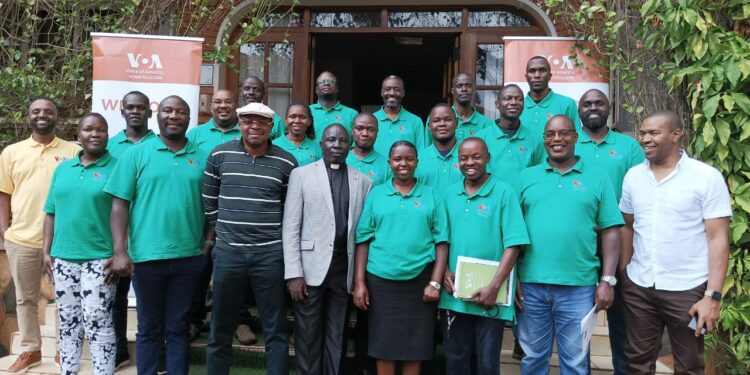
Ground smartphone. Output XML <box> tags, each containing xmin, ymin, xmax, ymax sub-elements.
<box><xmin>688</xmin><ymin>316</ymin><xmax>706</xmax><ymax>335</ymax></box>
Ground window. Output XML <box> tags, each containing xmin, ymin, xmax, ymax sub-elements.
<box><xmin>310</xmin><ymin>12</ymin><xmax>381</xmax><ymax>27</ymax></box>
<box><xmin>388</xmin><ymin>11</ymin><xmax>461</xmax><ymax>28</ymax></box>
<box><xmin>239</xmin><ymin>42</ymin><xmax>294</xmax><ymax>115</ymax></box>
<box><xmin>475</xmin><ymin>44</ymin><xmax>504</xmax><ymax>119</ymax></box>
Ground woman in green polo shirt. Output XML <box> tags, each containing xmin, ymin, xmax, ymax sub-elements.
<box><xmin>353</xmin><ymin>141</ymin><xmax>449</xmax><ymax>375</ymax></box>
<box><xmin>42</xmin><ymin>113</ymin><xmax>118</xmax><ymax>374</ymax></box>
<box><xmin>271</xmin><ymin>102</ymin><xmax>322</xmax><ymax>166</ymax></box>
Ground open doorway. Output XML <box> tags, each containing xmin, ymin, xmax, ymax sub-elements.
<box><xmin>313</xmin><ymin>33</ymin><xmax>457</xmax><ymax>120</ymax></box>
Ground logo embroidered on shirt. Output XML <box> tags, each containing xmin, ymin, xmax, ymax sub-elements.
<box><xmin>335</xmin><ymin>115</ymin><xmax>341</xmax><ymax>121</ymax></box>
<box><xmin>477</xmin><ymin>203</ymin><xmax>492</xmax><ymax>217</ymax></box>
<box><xmin>413</xmin><ymin>200</ymin><xmax>421</xmax><ymax>207</ymax></box>
<box><xmin>187</xmin><ymin>159</ymin><xmax>201</xmax><ymax>168</ymax></box>
<box><xmin>572</xmin><ymin>179</ymin><xmax>589</xmax><ymax>191</ymax></box>
<box><xmin>453</xmin><ymin>163</ymin><xmax>459</xmax><ymax>169</ymax></box>
<box><xmin>470</xmin><ymin>130</ymin><xmax>475</xmax><ymax>135</ymax></box>
<box><xmin>518</xmin><ymin>146</ymin><xmax>526</xmax><ymax>153</ymax></box>
<box><xmin>608</xmin><ymin>149</ymin><xmax>623</xmax><ymax>160</ymax></box>
<box><xmin>399</xmin><ymin>126</ymin><xmax>405</xmax><ymax>132</ymax></box>
<box><xmin>54</xmin><ymin>156</ymin><xmax>67</xmax><ymax>163</ymax></box>
<box><xmin>92</xmin><ymin>172</ymin><xmax>106</xmax><ymax>182</ymax></box>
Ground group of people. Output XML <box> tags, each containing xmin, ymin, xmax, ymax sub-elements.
<box><xmin>0</xmin><ymin>54</ymin><xmax>730</xmax><ymax>375</ymax></box>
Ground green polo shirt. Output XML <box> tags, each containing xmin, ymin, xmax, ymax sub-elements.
<box><xmin>272</xmin><ymin>136</ymin><xmax>322</xmax><ymax>167</ymax></box>
<box><xmin>518</xmin><ymin>158</ymin><xmax>624</xmax><ymax>286</ymax></box>
<box><xmin>271</xmin><ymin>114</ymin><xmax>286</xmax><ymax>140</ymax></box>
<box><xmin>104</xmin><ymin>137</ymin><xmax>208</xmax><ymax>263</ymax></box>
<box><xmin>373</xmin><ymin>107</ymin><xmax>426</xmax><ymax>155</ymax></box>
<box><xmin>310</xmin><ymin>101</ymin><xmax>358</xmax><ymax>142</ymax></box>
<box><xmin>356</xmin><ymin>181</ymin><xmax>449</xmax><ymax>280</ymax></box>
<box><xmin>477</xmin><ymin>123</ymin><xmax>545</xmax><ymax>191</ymax></box>
<box><xmin>415</xmin><ymin>143</ymin><xmax>463</xmax><ymax>195</ymax></box>
<box><xmin>425</xmin><ymin>105</ymin><xmax>495</xmax><ymax>145</ymax></box>
<box><xmin>439</xmin><ymin>176</ymin><xmax>530</xmax><ymax>321</ymax></box>
<box><xmin>107</xmin><ymin>129</ymin><xmax>156</xmax><ymax>158</ymax></box>
<box><xmin>576</xmin><ymin>130</ymin><xmax>645</xmax><ymax>201</ymax></box>
<box><xmin>519</xmin><ymin>89</ymin><xmax>581</xmax><ymax>133</ymax></box>
<box><xmin>186</xmin><ymin>118</ymin><xmax>242</xmax><ymax>154</ymax></box>
<box><xmin>44</xmin><ymin>151</ymin><xmax>116</xmax><ymax>262</ymax></box>
<box><xmin>346</xmin><ymin>150</ymin><xmax>392</xmax><ymax>186</ymax></box>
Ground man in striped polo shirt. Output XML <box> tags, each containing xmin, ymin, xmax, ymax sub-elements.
<box><xmin>202</xmin><ymin>102</ymin><xmax>298</xmax><ymax>374</ymax></box>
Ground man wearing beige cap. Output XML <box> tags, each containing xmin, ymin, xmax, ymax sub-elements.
<box><xmin>202</xmin><ymin>102</ymin><xmax>298</xmax><ymax>374</ymax></box>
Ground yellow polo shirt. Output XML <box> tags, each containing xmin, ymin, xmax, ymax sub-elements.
<box><xmin>0</xmin><ymin>136</ymin><xmax>81</xmax><ymax>248</ymax></box>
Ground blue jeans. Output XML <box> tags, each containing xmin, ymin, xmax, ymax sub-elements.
<box><xmin>206</xmin><ymin>248</ymin><xmax>289</xmax><ymax>375</ymax></box>
<box><xmin>517</xmin><ymin>283</ymin><xmax>594</xmax><ymax>375</ymax></box>
<box><xmin>606</xmin><ymin>283</ymin><xmax>626</xmax><ymax>375</ymax></box>
<box><xmin>442</xmin><ymin>310</ymin><xmax>505</xmax><ymax>375</ymax></box>
<box><xmin>132</xmin><ymin>255</ymin><xmax>206</xmax><ymax>375</ymax></box>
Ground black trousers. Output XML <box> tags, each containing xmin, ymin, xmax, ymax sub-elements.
<box><xmin>292</xmin><ymin>251</ymin><xmax>350</xmax><ymax>375</ymax></box>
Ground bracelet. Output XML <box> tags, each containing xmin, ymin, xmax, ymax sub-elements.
<box><xmin>429</xmin><ymin>281</ymin><xmax>442</xmax><ymax>290</ymax></box>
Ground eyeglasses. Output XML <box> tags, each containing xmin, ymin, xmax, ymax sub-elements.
<box><xmin>543</xmin><ymin>130</ymin><xmax>577</xmax><ymax>140</ymax></box>
<box><xmin>316</xmin><ymin>79</ymin><xmax>336</xmax><ymax>85</ymax></box>
<box><xmin>239</xmin><ymin>118</ymin><xmax>272</xmax><ymax>126</ymax></box>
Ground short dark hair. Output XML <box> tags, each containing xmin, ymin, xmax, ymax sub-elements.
<box><xmin>122</xmin><ymin>91</ymin><xmax>149</xmax><ymax>103</ymax></box>
<box><xmin>78</xmin><ymin>112</ymin><xmax>108</xmax><ymax>127</ymax></box>
<box><xmin>429</xmin><ymin>103</ymin><xmax>455</xmax><ymax>120</ymax></box>
<box><xmin>496</xmin><ymin>84</ymin><xmax>523</xmax><ymax>98</ymax></box>
<box><xmin>322</xmin><ymin>123</ymin><xmax>349</xmax><ymax>143</ymax></box>
<box><xmin>389</xmin><ymin>140</ymin><xmax>418</xmax><ymax>159</ymax></box>
<box><xmin>286</xmin><ymin>101</ymin><xmax>316</xmax><ymax>140</ymax></box>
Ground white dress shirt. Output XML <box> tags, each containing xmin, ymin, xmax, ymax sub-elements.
<box><xmin>619</xmin><ymin>152</ymin><xmax>731</xmax><ymax>291</ymax></box>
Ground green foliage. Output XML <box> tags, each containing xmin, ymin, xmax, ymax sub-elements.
<box><xmin>546</xmin><ymin>0</ymin><xmax>750</xmax><ymax>372</ymax></box>
<box><xmin>0</xmin><ymin>0</ymin><xmax>292</xmax><ymax>150</ymax></box>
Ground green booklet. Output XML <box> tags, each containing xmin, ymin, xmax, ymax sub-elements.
<box><xmin>453</xmin><ymin>256</ymin><xmax>514</xmax><ymax>306</ymax></box>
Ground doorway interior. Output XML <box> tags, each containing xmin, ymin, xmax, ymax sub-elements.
<box><xmin>313</xmin><ymin>33</ymin><xmax>456</xmax><ymax>120</ymax></box>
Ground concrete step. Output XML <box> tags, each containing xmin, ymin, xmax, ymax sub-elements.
<box><xmin>11</xmin><ymin>325</ymin><xmax>136</xmax><ymax>361</ymax></box>
<box><xmin>0</xmin><ymin>355</ymin><xmax>136</xmax><ymax>374</ymax></box>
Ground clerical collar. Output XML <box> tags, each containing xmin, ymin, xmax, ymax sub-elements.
<box><xmin>330</xmin><ymin>163</ymin><xmax>341</xmax><ymax>169</ymax></box>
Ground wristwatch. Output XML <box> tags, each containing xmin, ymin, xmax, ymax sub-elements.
<box><xmin>600</xmin><ymin>275</ymin><xmax>617</xmax><ymax>287</ymax></box>
<box><xmin>704</xmin><ymin>290</ymin><xmax>722</xmax><ymax>302</ymax></box>
<box><xmin>429</xmin><ymin>281</ymin><xmax>442</xmax><ymax>291</ymax></box>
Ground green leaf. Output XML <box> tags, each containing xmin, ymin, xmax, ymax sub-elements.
<box><xmin>731</xmin><ymin>93</ymin><xmax>750</xmax><ymax>114</ymax></box>
<box><xmin>716</xmin><ymin>119</ymin><xmax>731</xmax><ymax>145</ymax></box>
<box><xmin>703</xmin><ymin>94</ymin><xmax>721</xmax><ymax>118</ymax></box>
<box><xmin>723</xmin><ymin>94</ymin><xmax>735</xmax><ymax>112</ymax></box>
<box><xmin>692</xmin><ymin>38</ymin><xmax>707</xmax><ymax>59</ymax></box>
<box><xmin>702</xmin><ymin>120</ymin><xmax>716</xmax><ymax>145</ymax></box>
<box><xmin>725</xmin><ymin>62</ymin><xmax>741</xmax><ymax>86</ymax></box>
<box><xmin>737</xmin><ymin>195</ymin><xmax>750</xmax><ymax>215</ymax></box>
<box><xmin>640</xmin><ymin>0</ymin><xmax>660</xmax><ymax>17</ymax></box>
<box><xmin>739</xmin><ymin>59</ymin><xmax>750</xmax><ymax>79</ymax></box>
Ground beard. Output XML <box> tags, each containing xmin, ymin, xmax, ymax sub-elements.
<box><xmin>582</xmin><ymin>115</ymin><xmax>608</xmax><ymax>130</ymax></box>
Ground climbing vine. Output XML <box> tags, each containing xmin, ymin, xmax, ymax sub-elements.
<box><xmin>545</xmin><ymin>0</ymin><xmax>750</xmax><ymax>372</ymax></box>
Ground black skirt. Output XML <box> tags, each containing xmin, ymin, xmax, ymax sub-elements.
<box><xmin>366</xmin><ymin>264</ymin><xmax>436</xmax><ymax>361</ymax></box>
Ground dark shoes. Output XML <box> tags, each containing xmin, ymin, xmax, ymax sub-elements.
<box><xmin>235</xmin><ymin>324</ymin><xmax>257</xmax><ymax>346</ymax></box>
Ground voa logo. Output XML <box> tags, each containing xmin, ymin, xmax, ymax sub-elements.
<box><xmin>545</xmin><ymin>55</ymin><xmax>574</xmax><ymax>70</ymax></box>
<box><xmin>127</xmin><ymin>53</ymin><xmax>163</xmax><ymax>69</ymax></box>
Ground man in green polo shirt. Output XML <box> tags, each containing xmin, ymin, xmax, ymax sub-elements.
<box><xmin>416</xmin><ymin>103</ymin><xmax>463</xmax><ymax>195</ymax></box>
<box><xmin>347</xmin><ymin>113</ymin><xmax>392</xmax><ymax>186</ymax></box>
<box><xmin>439</xmin><ymin>138</ymin><xmax>529</xmax><ymax>375</ymax></box>
<box><xmin>108</xmin><ymin>91</ymin><xmax>156</xmax><ymax>158</ymax></box>
<box><xmin>518</xmin><ymin>56</ymin><xmax>580</xmax><ymax>133</ymax></box>
<box><xmin>426</xmin><ymin>73</ymin><xmax>495</xmax><ymax>145</ymax></box>
<box><xmin>310</xmin><ymin>71</ymin><xmax>358</xmax><ymax>142</ymax></box>
<box><xmin>187</xmin><ymin>89</ymin><xmax>241</xmax><ymax>154</ymax></box>
<box><xmin>107</xmin><ymin>90</ymin><xmax>156</xmax><ymax>369</ymax></box>
<box><xmin>241</xmin><ymin>76</ymin><xmax>285</xmax><ymax>139</ymax></box>
<box><xmin>478</xmin><ymin>84</ymin><xmax>545</xmax><ymax>191</ymax></box>
<box><xmin>105</xmin><ymin>95</ymin><xmax>208</xmax><ymax>375</ymax></box>
<box><xmin>576</xmin><ymin>88</ymin><xmax>644</xmax><ymax>375</ymax></box>
<box><xmin>373</xmin><ymin>75</ymin><xmax>425</xmax><ymax>155</ymax></box>
<box><xmin>516</xmin><ymin>115</ymin><xmax>623</xmax><ymax>375</ymax></box>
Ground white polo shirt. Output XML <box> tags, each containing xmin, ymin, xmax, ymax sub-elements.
<box><xmin>619</xmin><ymin>152</ymin><xmax>731</xmax><ymax>291</ymax></box>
